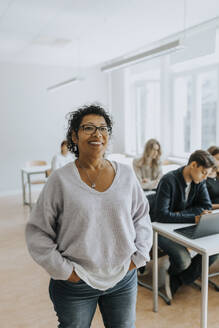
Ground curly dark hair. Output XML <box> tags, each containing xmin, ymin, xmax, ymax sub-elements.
<box><xmin>66</xmin><ymin>104</ymin><xmax>113</xmax><ymax>158</ymax></box>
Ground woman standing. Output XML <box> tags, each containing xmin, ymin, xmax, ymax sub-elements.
<box><xmin>26</xmin><ymin>104</ymin><xmax>152</xmax><ymax>328</ymax></box>
<box><xmin>133</xmin><ymin>138</ymin><xmax>162</xmax><ymax>190</ymax></box>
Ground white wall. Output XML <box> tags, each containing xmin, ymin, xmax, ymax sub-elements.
<box><xmin>0</xmin><ymin>63</ymin><xmax>108</xmax><ymax>194</ymax></box>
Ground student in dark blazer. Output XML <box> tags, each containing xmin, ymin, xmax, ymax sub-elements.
<box><xmin>206</xmin><ymin>146</ymin><xmax>219</xmax><ymax>209</ymax></box>
<box><xmin>153</xmin><ymin>150</ymin><xmax>219</xmax><ymax>299</ymax></box>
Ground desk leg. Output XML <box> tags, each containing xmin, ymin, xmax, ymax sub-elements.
<box><xmin>27</xmin><ymin>174</ymin><xmax>32</xmax><ymax>208</ymax></box>
<box><xmin>21</xmin><ymin>170</ymin><xmax>25</xmax><ymax>205</ymax></box>
<box><xmin>201</xmin><ymin>254</ymin><xmax>209</xmax><ymax>328</ymax></box>
<box><xmin>153</xmin><ymin>230</ymin><xmax>158</xmax><ymax>312</ymax></box>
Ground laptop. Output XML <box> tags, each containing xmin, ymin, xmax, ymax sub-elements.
<box><xmin>174</xmin><ymin>211</ymin><xmax>219</xmax><ymax>239</ymax></box>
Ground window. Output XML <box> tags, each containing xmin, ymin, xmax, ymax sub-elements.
<box><xmin>124</xmin><ymin>60</ymin><xmax>161</xmax><ymax>156</ymax></box>
<box><xmin>124</xmin><ymin>22</ymin><xmax>219</xmax><ymax>158</ymax></box>
<box><xmin>172</xmin><ymin>75</ymin><xmax>192</xmax><ymax>156</ymax></box>
<box><xmin>199</xmin><ymin>70</ymin><xmax>217</xmax><ymax>149</ymax></box>
<box><xmin>172</xmin><ymin>67</ymin><xmax>218</xmax><ymax>156</ymax></box>
<box><xmin>135</xmin><ymin>81</ymin><xmax>160</xmax><ymax>154</ymax></box>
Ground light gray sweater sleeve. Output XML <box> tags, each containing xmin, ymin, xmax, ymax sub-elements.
<box><xmin>131</xmin><ymin>179</ymin><xmax>153</xmax><ymax>267</ymax></box>
<box><xmin>25</xmin><ymin>172</ymin><xmax>74</xmax><ymax>280</ymax></box>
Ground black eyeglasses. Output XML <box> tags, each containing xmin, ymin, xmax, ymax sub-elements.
<box><xmin>79</xmin><ymin>124</ymin><xmax>110</xmax><ymax>135</ymax></box>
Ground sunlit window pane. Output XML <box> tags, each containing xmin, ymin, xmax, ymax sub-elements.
<box><xmin>200</xmin><ymin>71</ymin><xmax>217</xmax><ymax>149</ymax></box>
<box><xmin>173</xmin><ymin>76</ymin><xmax>192</xmax><ymax>155</ymax></box>
<box><xmin>185</xmin><ymin>78</ymin><xmax>192</xmax><ymax>152</ymax></box>
<box><xmin>135</xmin><ymin>82</ymin><xmax>160</xmax><ymax>154</ymax></box>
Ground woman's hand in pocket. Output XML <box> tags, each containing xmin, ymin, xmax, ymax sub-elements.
<box><xmin>67</xmin><ymin>270</ymin><xmax>80</xmax><ymax>282</ymax></box>
<box><xmin>128</xmin><ymin>260</ymin><xmax>136</xmax><ymax>271</ymax></box>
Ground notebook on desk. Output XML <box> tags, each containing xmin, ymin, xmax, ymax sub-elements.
<box><xmin>174</xmin><ymin>210</ymin><xmax>219</xmax><ymax>239</ymax></box>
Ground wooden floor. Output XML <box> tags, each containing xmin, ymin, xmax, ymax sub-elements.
<box><xmin>1</xmin><ymin>193</ymin><xmax>219</xmax><ymax>328</ymax></box>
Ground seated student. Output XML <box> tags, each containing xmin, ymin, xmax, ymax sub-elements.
<box><xmin>133</xmin><ymin>138</ymin><xmax>162</xmax><ymax>190</ymax></box>
<box><xmin>206</xmin><ymin>146</ymin><xmax>219</xmax><ymax>210</ymax></box>
<box><xmin>51</xmin><ymin>140</ymin><xmax>74</xmax><ymax>171</ymax></box>
<box><xmin>153</xmin><ymin>149</ymin><xmax>219</xmax><ymax>299</ymax></box>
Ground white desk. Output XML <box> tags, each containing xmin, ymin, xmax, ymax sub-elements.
<box><xmin>152</xmin><ymin>222</ymin><xmax>219</xmax><ymax>328</ymax></box>
<box><xmin>21</xmin><ymin>165</ymin><xmax>50</xmax><ymax>207</ymax></box>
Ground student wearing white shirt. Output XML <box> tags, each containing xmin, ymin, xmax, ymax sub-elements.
<box><xmin>51</xmin><ymin>140</ymin><xmax>74</xmax><ymax>171</ymax></box>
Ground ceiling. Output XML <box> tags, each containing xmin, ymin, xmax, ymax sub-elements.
<box><xmin>0</xmin><ymin>0</ymin><xmax>219</xmax><ymax>68</ymax></box>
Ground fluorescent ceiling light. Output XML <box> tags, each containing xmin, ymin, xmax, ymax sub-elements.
<box><xmin>101</xmin><ymin>39</ymin><xmax>184</xmax><ymax>72</ymax></box>
<box><xmin>47</xmin><ymin>77</ymin><xmax>83</xmax><ymax>91</ymax></box>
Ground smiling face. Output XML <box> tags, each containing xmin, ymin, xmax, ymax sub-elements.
<box><xmin>72</xmin><ymin>114</ymin><xmax>109</xmax><ymax>159</ymax></box>
<box><xmin>190</xmin><ymin>162</ymin><xmax>212</xmax><ymax>184</ymax></box>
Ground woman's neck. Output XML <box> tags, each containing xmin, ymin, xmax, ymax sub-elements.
<box><xmin>77</xmin><ymin>156</ymin><xmax>105</xmax><ymax>170</ymax></box>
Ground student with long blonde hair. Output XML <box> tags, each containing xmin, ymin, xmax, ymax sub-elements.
<box><xmin>133</xmin><ymin>138</ymin><xmax>162</xmax><ymax>190</ymax></box>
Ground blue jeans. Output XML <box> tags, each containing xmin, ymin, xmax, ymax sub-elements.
<box><xmin>158</xmin><ymin>235</ymin><xmax>219</xmax><ymax>284</ymax></box>
<box><xmin>49</xmin><ymin>269</ymin><xmax>137</xmax><ymax>328</ymax></box>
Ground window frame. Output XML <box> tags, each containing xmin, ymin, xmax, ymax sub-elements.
<box><xmin>125</xmin><ymin>78</ymin><xmax>161</xmax><ymax>156</ymax></box>
<box><xmin>171</xmin><ymin>63</ymin><xmax>219</xmax><ymax>157</ymax></box>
